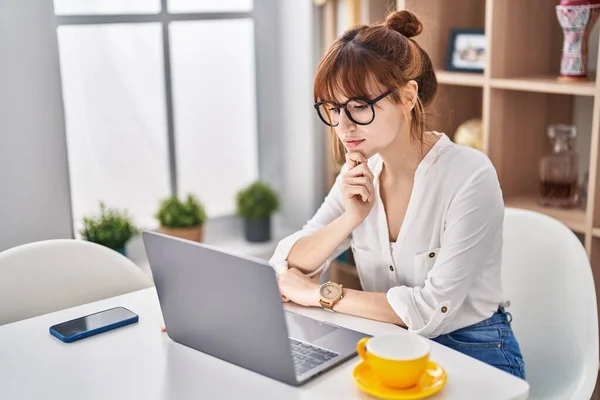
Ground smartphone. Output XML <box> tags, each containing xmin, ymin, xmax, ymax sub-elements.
<box><xmin>49</xmin><ymin>306</ymin><xmax>139</xmax><ymax>343</ymax></box>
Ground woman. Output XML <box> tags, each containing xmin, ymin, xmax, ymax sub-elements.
<box><xmin>269</xmin><ymin>10</ymin><xmax>525</xmax><ymax>379</ymax></box>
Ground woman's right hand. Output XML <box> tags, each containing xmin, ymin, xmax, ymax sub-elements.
<box><xmin>341</xmin><ymin>152</ymin><xmax>376</xmax><ymax>226</ymax></box>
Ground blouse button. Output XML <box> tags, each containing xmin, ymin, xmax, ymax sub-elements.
<box><xmin>389</xmin><ymin>265</ymin><xmax>394</xmax><ymax>272</ymax></box>
<box><xmin>441</xmin><ymin>306</ymin><xmax>448</xmax><ymax>313</ymax></box>
<box><xmin>429</xmin><ymin>252</ymin><xmax>436</xmax><ymax>258</ymax></box>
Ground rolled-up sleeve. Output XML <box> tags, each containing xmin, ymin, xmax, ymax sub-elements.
<box><xmin>269</xmin><ymin>167</ymin><xmax>351</xmax><ymax>277</ymax></box>
<box><xmin>386</xmin><ymin>164</ymin><xmax>504</xmax><ymax>338</ymax></box>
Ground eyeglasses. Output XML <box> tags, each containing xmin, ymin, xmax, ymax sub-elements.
<box><xmin>314</xmin><ymin>89</ymin><xmax>394</xmax><ymax>127</ymax></box>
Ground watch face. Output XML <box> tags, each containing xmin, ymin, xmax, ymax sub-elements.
<box><xmin>320</xmin><ymin>282</ymin><xmax>341</xmax><ymax>300</ymax></box>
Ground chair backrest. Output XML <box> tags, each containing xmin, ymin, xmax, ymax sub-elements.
<box><xmin>502</xmin><ymin>208</ymin><xmax>598</xmax><ymax>399</ymax></box>
<box><xmin>0</xmin><ymin>239</ymin><xmax>153</xmax><ymax>325</ymax></box>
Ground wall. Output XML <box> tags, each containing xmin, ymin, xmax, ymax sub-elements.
<box><xmin>279</xmin><ymin>1</ymin><xmax>322</xmax><ymax>229</ymax></box>
<box><xmin>0</xmin><ymin>0</ymin><xmax>73</xmax><ymax>252</ymax></box>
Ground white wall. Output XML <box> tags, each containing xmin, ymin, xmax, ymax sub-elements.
<box><xmin>0</xmin><ymin>0</ymin><xmax>74</xmax><ymax>252</ymax></box>
<box><xmin>279</xmin><ymin>1</ymin><xmax>322</xmax><ymax>228</ymax></box>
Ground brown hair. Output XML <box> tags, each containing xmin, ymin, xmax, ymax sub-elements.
<box><xmin>314</xmin><ymin>10</ymin><xmax>437</xmax><ymax>165</ymax></box>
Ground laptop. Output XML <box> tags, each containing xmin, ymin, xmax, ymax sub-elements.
<box><xmin>142</xmin><ymin>231</ymin><xmax>370</xmax><ymax>386</ymax></box>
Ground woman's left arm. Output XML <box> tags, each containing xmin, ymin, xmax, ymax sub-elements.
<box><xmin>324</xmin><ymin>288</ymin><xmax>407</xmax><ymax>325</ymax></box>
<box><xmin>277</xmin><ymin>267</ymin><xmax>406</xmax><ymax>325</ymax></box>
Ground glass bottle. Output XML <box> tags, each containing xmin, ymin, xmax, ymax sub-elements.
<box><xmin>539</xmin><ymin>124</ymin><xmax>579</xmax><ymax>208</ymax></box>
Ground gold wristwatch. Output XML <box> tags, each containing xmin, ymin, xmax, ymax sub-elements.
<box><xmin>319</xmin><ymin>281</ymin><xmax>343</xmax><ymax>311</ymax></box>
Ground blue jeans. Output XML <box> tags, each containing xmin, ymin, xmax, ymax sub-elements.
<box><xmin>432</xmin><ymin>308</ymin><xmax>526</xmax><ymax>379</ymax></box>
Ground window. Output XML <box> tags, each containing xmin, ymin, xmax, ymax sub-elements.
<box><xmin>57</xmin><ymin>23</ymin><xmax>170</xmax><ymax>229</ymax></box>
<box><xmin>168</xmin><ymin>0</ymin><xmax>252</xmax><ymax>13</ymax></box>
<box><xmin>170</xmin><ymin>20</ymin><xmax>258</xmax><ymax>216</ymax></box>
<box><xmin>54</xmin><ymin>0</ymin><xmax>160</xmax><ymax>15</ymax></box>
<box><xmin>54</xmin><ymin>0</ymin><xmax>263</xmax><ymax>232</ymax></box>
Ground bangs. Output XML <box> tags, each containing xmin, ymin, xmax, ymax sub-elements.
<box><xmin>314</xmin><ymin>41</ymin><xmax>403</xmax><ymax>104</ymax></box>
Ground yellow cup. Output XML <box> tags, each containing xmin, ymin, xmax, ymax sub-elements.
<box><xmin>357</xmin><ymin>333</ymin><xmax>431</xmax><ymax>389</ymax></box>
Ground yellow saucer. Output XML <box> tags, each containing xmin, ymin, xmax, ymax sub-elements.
<box><xmin>352</xmin><ymin>360</ymin><xmax>447</xmax><ymax>400</ymax></box>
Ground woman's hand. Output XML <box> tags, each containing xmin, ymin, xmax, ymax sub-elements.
<box><xmin>277</xmin><ymin>268</ymin><xmax>321</xmax><ymax>307</ymax></box>
<box><xmin>342</xmin><ymin>152</ymin><xmax>376</xmax><ymax>226</ymax></box>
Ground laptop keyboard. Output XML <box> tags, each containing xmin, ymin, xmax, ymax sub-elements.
<box><xmin>289</xmin><ymin>338</ymin><xmax>339</xmax><ymax>375</ymax></box>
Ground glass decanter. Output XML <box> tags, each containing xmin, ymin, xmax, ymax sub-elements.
<box><xmin>539</xmin><ymin>124</ymin><xmax>579</xmax><ymax>208</ymax></box>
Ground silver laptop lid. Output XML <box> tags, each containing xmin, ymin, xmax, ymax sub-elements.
<box><xmin>142</xmin><ymin>231</ymin><xmax>298</xmax><ymax>385</ymax></box>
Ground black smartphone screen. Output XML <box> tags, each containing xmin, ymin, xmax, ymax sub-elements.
<box><xmin>51</xmin><ymin>307</ymin><xmax>138</xmax><ymax>337</ymax></box>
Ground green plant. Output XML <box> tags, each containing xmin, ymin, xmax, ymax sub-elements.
<box><xmin>155</xmin><ymin>194</ymin><xmax>207</xmax><ymax>228</ymax></box>
<box><xmin>236</xmin><ymin>181</ymin><xmax>280</xmax><ymax>220</ymax></box>
<box><xmin>80</xmin><ymin>202</ymin><xmax>140</xmax><ymax>251</ymax></box>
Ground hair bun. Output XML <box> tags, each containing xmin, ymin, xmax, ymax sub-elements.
<box><xmin>385</xmin><ymin>10</ymin><xmax>422</xmax><ymax>38</ymax></box>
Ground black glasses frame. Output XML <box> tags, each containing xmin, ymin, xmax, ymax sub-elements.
<box><xmin>313</xmin><ymin>89</ymin><xmax>394</xmax><ymax>127</ymax></box>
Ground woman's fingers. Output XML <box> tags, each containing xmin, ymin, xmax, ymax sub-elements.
<box><xmin>345</xmin><ymin>151</ymin><xmax>368</xmax><ymax>169</ymax></box>
<box><xmin>343</xmin><ymin>177</ymin><xmax>374</xmax><ymax>199</ymax></box>
<box><xmin>343</xmin><ymin>177</ymin><xmax>374</xmax><ymax>202</ymax></box>
<box><xmin>341</xmin><ymin>153</ymin><xmax>375</xmax><ymax>202</ymax></box>
<box><xmin>344</xmin><ymin>162</ymin><xmax>374</xmax><ymax>181</ymax></box>
<box><xmin>343</xmin><ymin>184</ymin><xmax>370</xmax><ymax>202</ymax></box>
<box><xmin>342</xmin><ymin>176</ymin><xmax>372</xmax><ymax>188</ymax></box>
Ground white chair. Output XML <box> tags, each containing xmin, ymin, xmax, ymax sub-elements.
<box><xmin>502</xmin><ymin>207</ymin><xmax>598</xmax><ymax>399</ymax></box>
<box><xmin>0</xmin><ymin>239</ymin><xmax>153</xmax><ymax>326</ymax></box>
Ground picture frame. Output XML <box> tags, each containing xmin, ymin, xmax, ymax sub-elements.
<box><xmin>445</xmin><ymin>28</ymin><xmax>486</xmax><ymax>73</ymax></box>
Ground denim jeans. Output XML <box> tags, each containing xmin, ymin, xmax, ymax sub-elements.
<box><xmin>432</xmin><ymin>308</ymin><xmax>526</xmax><ymax>379</ymax></box>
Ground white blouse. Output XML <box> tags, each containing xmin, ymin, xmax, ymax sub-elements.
<box><xmin>269</xmin><ymin>132</ymin><xmax>506</xmax><ymax>338</ymax></box>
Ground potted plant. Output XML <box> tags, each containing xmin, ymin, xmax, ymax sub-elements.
<box><xmin>155</xmin><ymin>194</ymin><xmax>207</xmax><ymax>242</ymax></box>
<box><xmin>236</xmin><ymin>181</ymin><xmax>280</xmax><ymax>242</ymax></box>
<box><xmin>80</xmin><ymin>202</ymin><xmax>140</xmax><ymax>256</ymax></box>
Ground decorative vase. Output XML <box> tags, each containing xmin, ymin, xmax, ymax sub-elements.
<box><xmin>158</xmin><ymin>225</ymin><xmax>204</xmax><ymax>242</ymax></box>
<box><xmin>244</xmin><ymin>217</ymin><xmax>271</xmax><ymax>243</ymax></box>
<box><xmin>115</xmin><ymin>247</ymin><xmax>127</xmax><ymax>257</ymax></box>
<box><xmin>556</xmin><ymin>0</ymin><xmax>600</xmax><ymax>81</ymax></box>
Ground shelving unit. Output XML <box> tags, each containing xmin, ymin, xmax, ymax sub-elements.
<box><xmin>328</xmin><ymin>0</ymin><xmax>600</xmax><ymax>254</ymax></box>
<box><xmin>489</xmin><ymin>76</ymin><xmax>597</xmax><ymax>96</ymax></box>
<box><xmin>406</xmin><ymin>0</ymin><xmax>600</xmax><ymax>285</ymax></box>
<box><xmin>428</xmin><ymin>84</ymin><xmax>483</xmax><ymax>142</ymax></box>
<box><xmin>436</xmin><ymin>71</ymin><xmax>484</xmax><ymax>87</ymax></box>
<box><xmin>321</xmin><ymin>0</ymin><xmax>600</xmax><ymax>337</ymax></box>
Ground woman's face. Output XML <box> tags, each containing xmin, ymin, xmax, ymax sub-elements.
<box><xmin>332</xmin><ymin>83</ymin><xmax>416</xmax><ymax>159</ymax></box>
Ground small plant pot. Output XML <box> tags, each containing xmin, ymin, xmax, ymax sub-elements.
<box><xmin>158</xmin><ymin>225</ymin><xmax>204</xmax><ymax>242</ymax></box>
<box><xmin>244</xmin><ymin>216</ymin><xmax>271</xmax><ymax>243</ymax></box>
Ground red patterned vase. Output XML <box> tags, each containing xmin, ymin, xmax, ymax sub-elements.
<box><xmin>556</xmin><ymin>0</ymin><xmax>600</xmax><ymax>80</ymax></box>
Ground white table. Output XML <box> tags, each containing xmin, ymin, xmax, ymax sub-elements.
<box><xmin>0</xmin><ymin>288</ymin><xmax>529</xmax><ymax>400</ymax></box>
